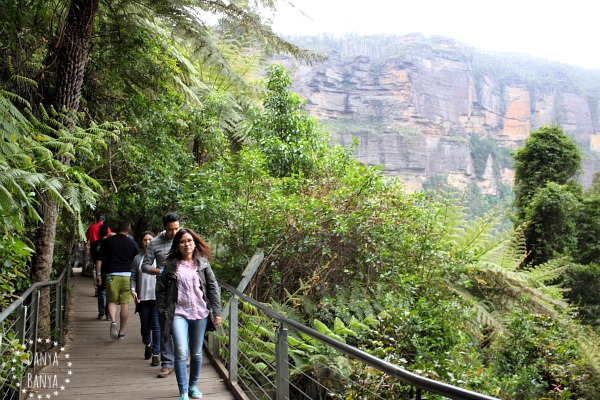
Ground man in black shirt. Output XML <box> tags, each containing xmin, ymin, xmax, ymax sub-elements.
<box><xmin>95</xmin><ymin>221</ymin><xmax>139</xmax><ymax>339</ymax></box>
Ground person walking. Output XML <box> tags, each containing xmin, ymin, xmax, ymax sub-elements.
<box><xmin>142</xmin><ymin>212</ymin><xmax>180</xmax><ymax>378</ymax></box>
<box><xmin>131</xmin><ymin>231</ymin><xmax>161</xmax><ymax>366</ymax></box>
<box><xmin>90</xmin><ymin>224</ymin><xmax>110</xmax><ymax>320</ymax></box>
<box><xmin>95</xmin><ymin>221</ymin><xmax>139</xmax><ymax>339</ymax></box>
<box><xmin>156</xmin><ymin>228</ymin><xmax>222</xmax><ymax>400</ymax></box>
<box><xmin>83</xmin><ymin>212</ymin><xmax>112</xmax><ymax>277</ymax></box>
<box><xmin>86</xmin><ymin>212</ymin><xmax>112</xmax><ymax>245</ymax></box>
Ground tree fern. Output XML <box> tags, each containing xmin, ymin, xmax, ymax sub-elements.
<box><xmin>0</xmin><ymin>86</ymin><xmax>113</xmax><ymax>237</ymax></box>
<box><xmin>577</xmin><ymin>334</ymin><xmax>600</xmax><ymax>376</ymax></box>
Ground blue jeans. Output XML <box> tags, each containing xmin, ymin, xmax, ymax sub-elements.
<box><xmin>160</xmin><ymin>326</ymin><xmax>174</xmax><ymax>368</ymax></box>
<box><xmin>96</xmin><ymin>284</ymin><xmax>106</xmax><ymax>314</ymax></box>
<box><xmin>172</xmin><ymin>315</ymin><xmax>207</xmax><ymax>395</ymax></box>
<box><xmin>137</xmin><ymin>300</ymin><xmax>160</xmax><ymax>355</ymax></box>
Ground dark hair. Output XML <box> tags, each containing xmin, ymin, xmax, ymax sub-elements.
<box><xmin>166</xmin><ymin>228</ymin><xmax>211</xmax><ymax>262</ymax></box>
<box><xmin>98</xmin><ymin>224</ymin><xmax>109</xmax><ymax>238</ymax></box>
<box><xmin>96</xmin><ymin>212</ymin><xmax>106</xmax><ymax>222</ymax></box>
<box><xmin>163</xmin><ymin>212</ymin><xmax>180</xmax><ymax>226</ymax></box>
<box><xmin>117</xmin><ymin>221</ymin><xmax>131</xmax><ymax>232</ymax></box>
<box><xmin>141</xmin><ymin>230</ymin><xmax>154</xmax><ymax>239</ymax></box>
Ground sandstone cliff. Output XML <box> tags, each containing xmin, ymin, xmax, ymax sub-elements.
<box><xmin>276</xmin><ymin>34</ymin><xmax>600</xmax><ymax>193</ymax></box>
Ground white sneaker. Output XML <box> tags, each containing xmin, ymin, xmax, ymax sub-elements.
<box><xmin>110</xmin><ymin>322</ymin><xmax>118</xmax><ymax>339</ymax></box>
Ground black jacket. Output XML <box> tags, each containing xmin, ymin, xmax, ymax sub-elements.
<box><xmin>156</xmin><ymin>257</ymin><xmax>221</xmax><ymax>338</ymax></box>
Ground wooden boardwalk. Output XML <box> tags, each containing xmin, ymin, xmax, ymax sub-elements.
<box><xmin>28</xmin><ymin>270</ymin><xmax>235</xmax><ymax>400</ymax></box>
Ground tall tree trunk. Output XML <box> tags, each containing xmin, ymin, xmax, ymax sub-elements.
<box><xmin>32</xmin><ymin>195</ymin><xmax>59</xmax><ymax>349</ymax></box>
<box><xmin>31</xmin><ymin>0</ymin><xmax>99</xmax><ymax>341</ymax></box>
<box><xmin>32</xmin><ymin>196</ymin><xmax>60</xmax><ymax>282</ymax></box>
<box><xmin>53</xmin><ymin>0</ymin><xmax>99</xmax><ymax>115</ymax></box>
<box><xmin>32</xmin><ymin>0</ymin><xmax>99</xmax><ymax>282</ymax></box>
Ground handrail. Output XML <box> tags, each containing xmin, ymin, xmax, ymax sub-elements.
<box><xmin>0</xmin><ymin>265</ymin><xmax>71</xmax><ymax>400</ymax></box>
<box><xmin>217</xmin><ymin>280</ymin><xmax>498</xmax><ymax>400</ymax></box>
<box><xmin>0</xmin><ymin>269</ymin><xmax>67</xmax><ymax>320</ymax></box>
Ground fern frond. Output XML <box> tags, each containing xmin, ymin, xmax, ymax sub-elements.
<box><xmin>523</xmin><ymin>257</ymin><xmax>570</xmax><ymax>285</ymax></box>
<box><xmin>578</xmin><ymin>334</ymin><xmax>600</xmax><ymax>375</ymax></box>
<box><xmin>478</xmin><ymin>225</ymin><xmax>528</xmax><ymax>271</ymax></box>
<box><xmin>0</xmin><ymin>89</ymin><xmax>31</xmax><ymax>110</ymax></box>
<box><xmin>196</xmin><ymin>0</ymin><xmax>324</xmax><ymax>64</ymax></box>
<box><xmin>10</xmin><ymin>74</ymin><xmax>38</xmax><ymax>89</ymax></box>
<box><xmin>454</xmin><ymin>287</ymin><xmax>504</xmax><ymax>331</ymax></box>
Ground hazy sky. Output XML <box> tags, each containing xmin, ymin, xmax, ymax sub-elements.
<box><xmin>270</xmin><ymin>0</ymin><xmax>600</xmax><ymax>70</ymax></box>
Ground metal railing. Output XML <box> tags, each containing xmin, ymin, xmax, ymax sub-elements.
<box><xmin>206</xmin><ymin>281</ymin><xmax>498</xmax><ymax>400</ymax></box>
<box><xmin>0</xmin><ymin>257</ymin><xmax>498</xmax><ymax>400</ymax></box>
<box><xmin>0</xmin><ymin>266</ymin><xmax>71</xmax><ymax>400</ymax></box>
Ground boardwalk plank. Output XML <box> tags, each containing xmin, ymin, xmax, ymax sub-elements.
<box><xmin>24</xmin><ymin>271</ymin><xmax>234</xmax><ymax>400</ymax></box>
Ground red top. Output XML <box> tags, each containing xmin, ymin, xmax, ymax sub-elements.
<box><xmin>85</xmin><ymin>221</ymin><xmax>111</xmax><ymax>243</ymax></box>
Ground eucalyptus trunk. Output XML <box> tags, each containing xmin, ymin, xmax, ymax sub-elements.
<box><xmin>31</xmin><ymin>0</ymin><xmax>99</xmax><ymax>340</ymax></box>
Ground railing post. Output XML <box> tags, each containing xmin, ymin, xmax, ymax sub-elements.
<box><xmin>15</xmin><ymin>305</ymin><xmax>28</xmax><ymax>345</ymax></box>
<box><xmin>56</xmin><ymin>281</ymin><xmax>64</xmax><ymax>343</ymax></box>
<box><xmin>61</xmin><ymin>264</ymin><xmax>71</xmax><ymax>344</ymax></box>
<box><xmin>0</xmin><ymin>268</ymin><xmax>72</xmax><ymax>400</ymax></box>
<box><xmin>228</xmin><ymin>296</ymin><xmax>239</xmax><ymax>384</ymax></box>
<box><xmin>275</xmin><ymin>326</ymin><xmax>289</xmax><ymax>400</ymax></box>
<box><xmin>16</xmin><ymin>305</ymin><xmax>28</xmax><ymax>400</ymax></box>
<box><xmin>222</xmin><ymin>250</ymin><xmax>263</xmax><ymax>320</ymax></box>
<box><xmin>30</xmin><ymin>289</ymin><xmax>40</xmax><ymax>374</ymax></box>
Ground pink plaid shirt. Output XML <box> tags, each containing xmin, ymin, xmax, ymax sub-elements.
<box><xmin>174</xmin><ymin>260</ymin><xmax>209</xmax><ymax>320</ymax></box>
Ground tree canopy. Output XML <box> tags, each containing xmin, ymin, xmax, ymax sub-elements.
<box><xmin>512</xmin><ymin>124</ymin><xmax>582</xmax><ymax>265</ymax></box>
<box><xmin>513</xmin><ymin>124</ymin><xmax>581</xmax><ymax>222</ymax></box>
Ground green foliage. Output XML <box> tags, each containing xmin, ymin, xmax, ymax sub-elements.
<box><xmin>97</xmin><ymin>128</ymin><xmax>192</xmax><ymax>236</ymax></box>
<box><xmin>468</xmin><ymin>133</ymin><xmax>512</xmax><ymax>180</ymax></box>
<box><xmin>564</xmin><ymin>263</ymin><xmax>600</xmax><ymax>330</ymax></box>
<box><xmin>574</xmin><ymin>182</ymin><xmax>600</xmax><ymax>265</ymax></box>
<box><xmin>462</xmin><ymin>218</ymin><xmax>600</xmax><ymax>398</ymax></box>
<box><xmin>0</xmin><ymin>1</ymin><xmax>61</xmax><ymax>104</ymax></box>
<box><xmin>0</xmin><ymin>90</ymin><xmax>51</xmax><ymax>225</ymax></box>
<box><xmin>321</xmin><ymin>118</ymin><xmax>398</xmax><ymax>136</ymax></box>
<box><xmin>473</xmin><ymin>50</ymin><xmax>600</xmax><ymax>99</ymax></box>
<box><xmin>0</xmin><ymin>85</ymin><xmax>113</xmax><ymax>257</ymax></box>
<box><xmin>0</xmin><ymin>334</ymin><xmax>29</xmax><ymax>398</ymax></box>
<box><xmin>522</xmin><ymin>183</ymin><xmax>580</xmax><ymax>265</ymax></box>
<box><xmin>487</xmin><ymin>310</ymin><xmax>591</xmax><ymax>399</ymax></box>
<box><xmin>512</xmin><ymin>125</ymin><xmax>583</xmax><ymax>266</ymax></box>
<box><xmin>247</xmin><ymin>64</ymin><xmax>325</xmax><ymax>178</ymax></box>
<box><xmin>81</xmin><ymin>4</ymin><xmax>316</xmax><ymax>236</ymax></box>
<box><xmin>421</xmin><ymin>178</ymin><xmax>513</xmax><ymax>233</ymax></box>
<box><xmin>513</xmin><ymin>125</ymin><xmax>581</xmax><ymax>223</ymax></box>
<box><xmin>0</xmin><ymin>0</ymin><xmax>316</xmax><ymax>246</ymax></box>
<box><xmin>304</xmin><ymin>193</ymin><xmax>600</xmax><ymax>399</ymax></box>
<box><xmin>314</xmin><ymin>283</ymin><xmax>485</xmax><ymax>399</ymax></box>
<box><xmin>0</xmin><ymin>221</ymin><xmax>32</xmax><ymax>306</ymax></box>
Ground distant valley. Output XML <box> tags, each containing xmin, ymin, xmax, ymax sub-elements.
<box><xmin>275</xmin><ymin>33</ymin><xmax>600</xmax><ymax>194</ymax></box>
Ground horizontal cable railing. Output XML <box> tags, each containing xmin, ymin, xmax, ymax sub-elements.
<box><xmin>0</xmin><ymin>266</ymin><xmax>71</xmax><ymax>400</ymax></box>
<box><xmin>206</xmin><ymin>281</ymin><xmax>498</xmax><ymax>400</ymax></box>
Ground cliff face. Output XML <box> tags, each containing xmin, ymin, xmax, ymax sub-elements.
<box><xmin>277</xmin><ymin>34</ymin><xmax>600</xmax><ymax>193</ymax></box>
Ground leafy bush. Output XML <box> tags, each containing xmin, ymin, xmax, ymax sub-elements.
<box><xmin>564</xmin><ymin>263</ymin><xmax>600</xmax><ymax>331</ymax></box>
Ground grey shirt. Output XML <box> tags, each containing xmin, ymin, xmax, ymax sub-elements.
<box><xmin>130</xmin><ymin>252</ymin><xmax>156</xmax><ymax>301</ymax></box>
<box><xmin>142</xmin><ymin>230</ymin><xmax>173</xmax><ymax>273</ymax></box>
